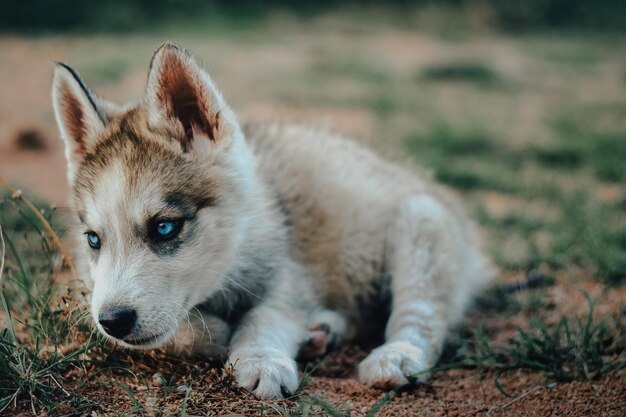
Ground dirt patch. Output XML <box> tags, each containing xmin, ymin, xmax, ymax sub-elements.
<box><xmin>307</xmin><ymin>369</ymin><xmax>625</xmax><ymax>417</ymax></box>
<box><xmin>11</xmin><ymin>341</ymin><xmax>623</xmax><ymax>416</ymax></box>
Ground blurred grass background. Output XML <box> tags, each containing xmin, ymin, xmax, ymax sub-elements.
<box><xmin>1</xmin><ymin>0</ymin><xmax>626</xmax><ymax>33</ymax></box>
<box><xmin>0</xmin><ymin>0</ymin><xmax>624</xmax><ymax>284</ymax></box>
<box><xmin>0</xmin><ymin>0</ymin><xmax>625</xmax><ymax>414</ymax></box>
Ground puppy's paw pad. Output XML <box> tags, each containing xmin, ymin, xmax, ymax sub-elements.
<box><xmin>230</xmin><ymin>348</ymin><xmax>299</xmax><ymax>399</ymax></box>
<box><xmin>358</xmin><ymin>341</ymin><xmax>427</xmax><ymax>389</ymax></box>
<box><xmin>298</xmin><ymin>323</ymin><xmax>337</xmax><ymax>361</ymax></box>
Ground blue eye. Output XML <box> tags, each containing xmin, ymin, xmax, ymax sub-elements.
<box><xmin>150</xmin><ymin>219</ymin><xmax>183</xmax><ymax>241</ymax></box>
<box><xmin>86</xmin><ymin>231</ymin><xmax>101</xmax><ymax>249</ymax></box>
<box><xmin>157</xmin><ymin>221</ymin><xmax>175</xmax><ymax>236</ymax></box>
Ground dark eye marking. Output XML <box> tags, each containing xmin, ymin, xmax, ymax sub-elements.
<box><xmin>138</xmin><ymin>192</ymin><xmax>212</xmax><ymax>255</ymax></box>
<box><xmin>164</xmin><ymin>193</ymin><xmax>216</xmax><ymax>216</ymax></box>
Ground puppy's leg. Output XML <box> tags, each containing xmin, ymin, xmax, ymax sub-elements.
<box><xmin>359</xmin><ymin>195</ymin><xmax>465</xmax><ymax>389</ymax></box>
<box><xmin>298</xmin><ymin>308</ymin><xmax>347</xmax><ymax>361</ymax></box>
<box><xmin>228</xmin><ymin>261</ymin><xmax>316</xmax><ymax>399</ymax></box>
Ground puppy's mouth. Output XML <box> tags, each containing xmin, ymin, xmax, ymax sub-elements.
<box><xmin>123</xmin><ymin>333</ymin><xmax>164</xmax><ymax>346</ymax></box>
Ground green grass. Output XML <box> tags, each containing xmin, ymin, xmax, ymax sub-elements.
<box><xmin>365</xmin><ymin>92</ymin><xmax>400</xmax><ymax>118</ymax></box>
<box><xmin>82</xmin><ymin>59</ymin><xmax>130</xmax><ymax>85</ymax></box>
<box><xmin>551</xmin><ymin>108</ymin><xmax>626</xmax><ymax>183</ymax></box>
<box><xmin>407</xmin><ymin>123</ymin><xmax>495</xmax><ymax>157</ymax></box>
<box><xmin>482</xmin><ymin>193</ymin><xmax>626</xmax><ymax>283</ymax></box>
<box><xmin>313</xmin><ymin>57</ymin><xmax>390</xmax><ymax>85</ymax></box>
<box><xmin>419</xmin><ymin>62</ymin><xmax>505</xmax><ymax>89</ymax></box>
<box><xmin>434</xmin><ymin>165</ymin><xmax>521</xmax><ymax>193</ymax></box>
<box><xmin>274</xmin><ymin>391</ymin><xmax>396</xmax><ymax>417</ymax></box>
<box><xmin>549</xmin><ymin>196</ymin><xmax>626</xmax><ymax>284</ymax></box>
<box><xmin>0</xmin><ymin>330</ymin><xmax>96</xmax><ymax>414</ymax></box>
<box><xmin>404</xmin><ymin>108</ymin><xmax>626</xmax><ymax>284</ymax></box>
<box><xmin>0</xmin><ymin>189</ymin><xmax>100</xmax><ymax>413</ymax></box>
<box><xmin>443</xmin><ymin>295</ymin><xmax>624</xmax><ymax>382</ymax></box>
<box><xmin>475</xmin><ymin>282</ymin><xmax>554</xmax><ymax>317</ymax></box>
<box><xmin>406</xmin><ymin>123</ymin><xmax>522</xmax><ymax>193</ymax></box>
<box><xmin>0</xmin><ymin>190</ymin><xmax>84</xmax><ymax>344</ymax></box>
<box><xmin>545</xmin><ymin>49</ymin><xmax>601</xmax><ymax>67</ymax></box>
<box><xmin>528</xmin><ymin>145</ymin><xmax>585</xmax><ymax>170</ymax></box>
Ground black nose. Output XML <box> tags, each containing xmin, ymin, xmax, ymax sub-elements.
<box><xmin>98</xmin><ymin>306</ymin><xmax>137</xmax><ymax>339</ymax></box>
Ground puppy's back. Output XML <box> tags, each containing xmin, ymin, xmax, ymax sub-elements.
<box><xmin>244</xmin><ymin>123</ymin><xmax>493</xmax><ymax>320</ymax></box>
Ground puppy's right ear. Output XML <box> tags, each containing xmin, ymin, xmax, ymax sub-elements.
<box><xmin>144</xmin><ymin>43</ymin><xmax>239</xmax><ymax>153</ymax></box>
<box><xmin>52</xmin><ymin>63</ymin><xmax>119</xmax><ymax>185</ymax></box>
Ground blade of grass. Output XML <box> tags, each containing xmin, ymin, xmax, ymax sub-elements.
<box><xmin>0</xmin><ymin>175</ymin><xmax>78</xmax><ymax>283</ymax></box>
<box><xmin>364</xmin><ymin>390</ymin><xmax>396</xmax><ymax>417</ymax></box>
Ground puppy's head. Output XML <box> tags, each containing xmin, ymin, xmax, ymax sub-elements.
<box><xmin>52</xmin><ymin>43</ymin><xmax>256</xmax><ymax>348</ymax></box>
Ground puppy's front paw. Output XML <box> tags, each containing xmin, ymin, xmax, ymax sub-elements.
<box><xmin>358</xmin><ymin>341</ymin><xmax>427</xmax><ymax>390</ymax></box>
<box><xmin>229</xmin><ymin>348</ymin><xmax>299</xmax><ymax>399</ymax></box>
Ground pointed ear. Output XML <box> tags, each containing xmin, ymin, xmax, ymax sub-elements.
<box><xmin>144</xmin><ymin>43</ymin><xmax>237</xmax><ymax>152</ymax></box>
<box><xmin>52</xmin><ymin>63</ymin><xmax>121</xmax><ymax>184</ymax></box>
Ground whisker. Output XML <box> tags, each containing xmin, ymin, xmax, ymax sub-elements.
<box><xmin>202</xmin><ymin>265</ymin><xmax>265</xmax><ymax>302</ymax></box>
<box><xmin>221</xmin><ymin>229</ymin><xmax>242</xmax><ymax>259</ymax></box>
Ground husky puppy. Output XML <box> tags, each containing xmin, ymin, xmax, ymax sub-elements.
<box><xmin>52</xmin><ymin>43</ymin><xmax>494</xmax><ymax>399</ymax></box>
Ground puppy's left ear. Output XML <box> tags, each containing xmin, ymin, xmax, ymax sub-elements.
<box><xmin>52</xmin><ymin>63</ymin><xmax>121</xmax><ymax>185</ymax></box>
<box><xmin>144</xmin><ymin>43</ymin><xmax>239</xmax><ymax>152</ymax></box>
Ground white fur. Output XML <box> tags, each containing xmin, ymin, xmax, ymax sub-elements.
<box><xmin>359</xmin><ymin>341</ymin><xmax>426</xmax><ymax>388</ymax></box>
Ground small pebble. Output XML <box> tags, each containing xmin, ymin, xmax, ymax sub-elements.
<box><xmin>152</xmin><ymin>372</ymin><xmax>164</xmax><ymax>387</ymax></box>
<box><xmin>177</xmin><ymin>384</ymin><xmax>190</xmax><ymax>393</ymax></box>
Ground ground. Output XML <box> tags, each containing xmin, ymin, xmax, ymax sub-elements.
<box><xmin>0</xmin><ymin>9</ymin><xmax>625</xmax><ymax>417</ymax></box>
